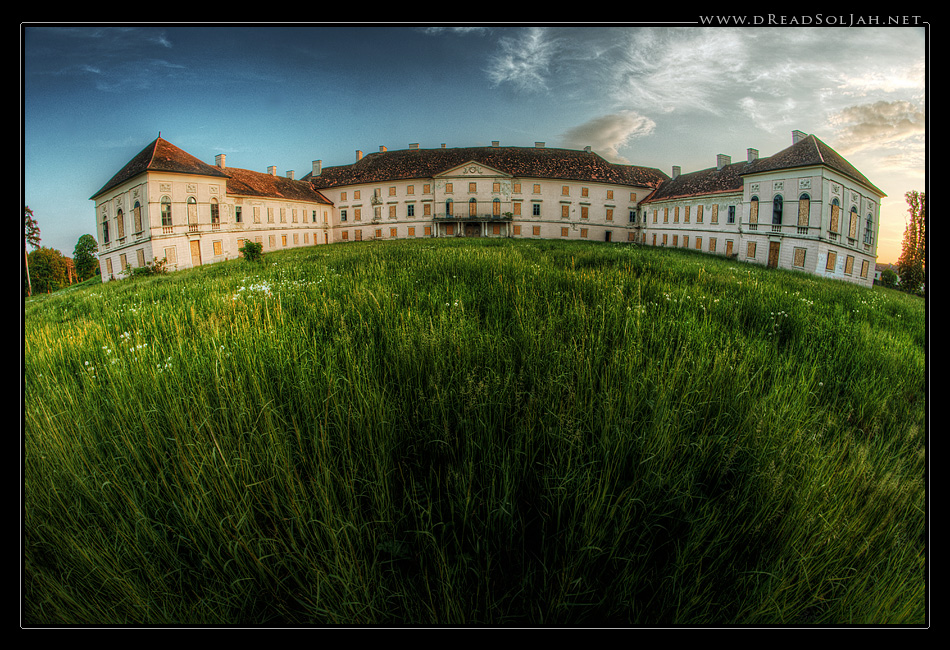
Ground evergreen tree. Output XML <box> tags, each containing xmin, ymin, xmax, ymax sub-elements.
<box><xmin>897</xmin><ymin>191</ymin><xmax>926</xmax><ymax>294</ymax></box>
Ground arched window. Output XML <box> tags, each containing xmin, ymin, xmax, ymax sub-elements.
<box><xmin>864</xmin><ymin>213</ymin><xmax>874</xmax><ymax>245</ymax></box>
<box><xmin>772</xmin><ymin>194</ymin><xmax>783</xmax><ymax>225</ymax></box>
<box><xmin>115</xmin><ymin>208</ymin><xmax>125</xmax><ymax>239</ymax></box>
<box><xmin>101</xmin><ymin>209</ymin><xmax>110</xmax><ymax>243</ymax></box>
<box><xmin>187</xmin><ymin>197</ymin><xmax>198</xmax><ymax>231</ymax></box>
<box><xmin>161</xmin><ymin>196</ymin><xmax>172</xmax><ymax>227</ymax></box>
<box><xmin>749</xmin><ymin>196</ymin><xmax>759</xmax><ymax>229</ymax></box>
<box><xmin>133</xmin><ymin>201</ymin><xmax>143</xmax><ymax>233</ymax></box>
<box><xmin>469</xmin><ymin>197</ymin><xmax>477</xmax><ymax>217</ymax></box>
<box><xmin>445</xmin><ymin>199</ymin><xmax>453</xmax><ymax>216</ymax></box>
<box><xmin>798</xmin><ymin>193</ymin><xmax>810</xmax><ymax>232</ymax></box>
<box><xmin>210</xmin><ymin>198</ymin><xmax>220</xmax><ymax>225</ymax></box>
<box><xmin>830</xmin><ymin>198</ymin><xmax>840</xmax><ymax>236</ymax></box>
<box><xmin>849</xmin><ymin>206</ymin><xmax>859</xmax><ymax>240</ymax></box>
<box><xmin>493</xmin><ymin>198</ymin><xmax>501</xmax><ymax>216</ymax></box>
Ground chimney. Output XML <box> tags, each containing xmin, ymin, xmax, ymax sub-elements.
<box><xmin>792</xmin><ymin>130</ymin><xmax>807</xmax><ymax>144</ymax></box>
<box><xmin>286</xmin><ymin>170</ymin><xmax>295</xmax><ymax>180</ymax></box>
<box><xmin>672</xmin><ymin>166</ymin><xmax>681</xmax><ymax>180</ymax></box>
<box><xmin>492</xmin><ymin>141</ymin><xmax>500</xmax><ymax>147</ymax></box>
<box><xmin>409</xmin><ymin>143</ymin><xmax>419</xmax><ymax>150</ymax></box>
<box><xmin>379</xmin><ymin>145</ymin><xmax>387</xmax><ymax>153</ymax></box>
<box><xmin>441</xmin><ymin>143</ymin><xmax>447</xmax><ymax>149</ymax></box>
<box><xmin>584</xmin><ymin>146</ymin><xmax>592</xmax><ymax>153</ymax></box>
<box><xmin>312</xmin><ymin>160</ymin><xmax>322</xmax><ymax>177</ymax></box>
<box><xmin>356</xmin><ymin>150</ymin><xmax>363</xmax><ymax>161</ymax></box>
<box><xmin>717</xmin><ymin>154</ymin><xmax>731</xmax><ymax>170</ymax></box>
<box><xmin>535</xmin><ymin>141</ymin><xmax>545</xmax><ymax>148</ymax></box>
<box><xmin>747</xmin><ymin>148</ymin><xmax>759</xmax><ymax>163</ymax></box>
<box><xmin>267</xmin><ymin>166</ymin><xmax>277</xmax><ymax>176</ymax></box>
<box><xmin>215</xmin><ymin>153</ymin><xmax>226</xmax><ymax>169</ymax></box>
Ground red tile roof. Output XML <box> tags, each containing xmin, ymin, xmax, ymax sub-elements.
<box><xmin>303</xmin><ymin>145</ymin><xmax>670</xmax><ymax>190</ymax></box>
<box><xmin>91</xmin><ymin>137</ymin><xmax>331</xmax><ymax>205</ymax></box>
<box><xmin>90</xmin><ymin>137</ymin><xmax>229</xmax><ymax>199</ymax></box>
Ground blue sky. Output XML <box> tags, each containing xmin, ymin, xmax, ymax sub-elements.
<box><xmin>23</xmin><ymin>23</ymin><xmax>927</xmax><ymax>264</ymax></box>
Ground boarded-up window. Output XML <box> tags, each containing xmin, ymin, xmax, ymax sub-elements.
<box><xmin>830</xmin><ymin>204</ymin><xmax>840</xmax><ymax>233</ymax></box>
<box><xmin>581</xmin><ymin>206</ymin><xmax>589</xmax><ymax>220</ymax></box>
<box><xmin>664</xmin><ymin>208</ymin><xmax>669</xmax><ymax>223</ymax></box>
<box><xmin>747</xmin><ymin>242</ymin><xmax>756</xmax><ymax>259</ymax></box>
<box><xmin>695</xmin><ymin>237</ymin><xmax>702</xmax><ymax>250</ymax></box>
<box><xmin>684</xmin><ymin>206</ymin><xmax>690</xmax><ymax>223</ymax></box>
<box><xmin>794</xmin><ymin>247</ymin><xmax>806</xmax><ymax>267</ymax></box>
<box><xmin>709</xmin><ymin>237</ymin><xmax>717</xmax><ymax>252</ymax></box>
<box><xmin>390</xmin><ymin>205</ymin><xmax>396</xmax><ymax>219</ymax></box>
<box><xmin>581</xmin><ymin>228</ymin><xmax>588</xmax><ymax>238</ymax></box>
<box><xmin>213</xmin><ymin>241</ymin><xmax>223</xmax><ymax>256</ymax></box>
<box><xmin>492</xmin><ymin>224</ymin><xmax>500</xmax><ymax>235</ymax></box>
<box><xmin>845</xmin><ymin>255</ymin><xmax>854</xmax><ymax>275</ymax></box>
<box><xmin>826</xmin><ymin>251</ymin><xmax>837</xmax><ymax>271</ymax></box>
<box><xmin>711</xmin><ymin>204</ymin><xmax>719</xmax><ymax>224</ymax></box>
<box><xmin>513</xmin><ymin>202</ymin><xmax>521</xmax><ymax>216</ymax></box>
<box><xmin>341</xmin><ymin>231</ymin><xmax>348</xmax><ymax>241</ymax></box>
<box><xmin>116</xmin><ymin>209</ymin><xmax>125</xmax><ymax>239</ymax></box>
<box><xmin>798</xmin><ymin>195</ymin><xmax>810</xmax><ymax>227</ymax></box>
<box><xmin>561</xmin><ymin>227</ymin><xmax>569</xmax><ymax>237</ymax></box>
<box><xmin>606</xmin><ymin>208</ymin><xmax>613</xmax><ymax>221</ymax></box>
<box><xmin>133</xmin><ymin>203</ymin><xmax>143</xmax><ymax>232</ymax></box>
<box><xmin>136</xmin><ymin>248</ymin><xmax>145</xmax><ymax>267</ymax></box>
<box><xmin>674</xmin><ymin>207</ymin><xmax>679</xmax><ymax>223</ymax></box>
<box><xmin>533</xmin><ymin>226</ymin><xmax>541</xmax><ymax>236</ymax></box>
<box><xmin>514</xmin><ymin>225</ymin><xmax>521</xmax><ymax>235</ymax></box>
<box><xmin>390</xmin><ymin>228</ymin><xmax>398</xmax><ymax>238</ymax></box>
<box><xmin>697</xmin><ymin>205</ymin><xmax>704</xmax><ymax>223</ymax></box>
<box><xmin>469</xmin><ymin>182</ymin><xmax>477</xmax><ymax>193</ymax></box>
<box><xmin>749</xmin><ymin>199</ymin><xmax>758</xmax><ymax>225</ymax></box>
<box><xmin>164</xmin><ymin>247</ymin><xmax>177</xmax><ymax>265</ymax></box>
<box><xmin>849</xmin><ymin>208</ymin><xmax>858</xmax><ymax>239</ymax></box>
<box><xmin>860</xmin><ymin>260</ymin><xmax>869</xmax><ymax>278</ymax></box>
<box><xmin>408</xmin><ymin>227</ymin><xmax>415</xmax><ymax>237</ymax></box>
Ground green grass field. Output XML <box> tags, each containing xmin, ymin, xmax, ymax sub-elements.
<box><xmin>23</xmin><ymin>238</ymin><xmax>926</xmax><ymax>625</ymax></box>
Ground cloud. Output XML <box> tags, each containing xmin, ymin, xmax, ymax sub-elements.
<box><xmin>560</xmin><ymin>111</ymin><xmax>656</xmax><ymax>163</ymax></box>
<box><xmin>485</xmin><ymin>27</ymin><xmax>558</xmax><ymax>92</ymax></box>
<box><xmin>827</xmin><ymin>100</ymin><xmax>925</xmax><ymax>155</ymax></box>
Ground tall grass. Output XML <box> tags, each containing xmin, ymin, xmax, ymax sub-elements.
<box><xmin>23</xmin><ymin>238</ymin><xmax>926</xmax><ymax>625</ymax></box>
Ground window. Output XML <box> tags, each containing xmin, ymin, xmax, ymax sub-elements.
<box><xmin>161</xmin><ymin>196</ymin><xmax>172</xmax><ymax>227</ymax></box>
<box><xmin>133</xmin><ymin>202</ymin><xmax>143</xmax><ymax>233</ymax></box>
<box><xmin>136</xmin><ymin>248</ymin><xmax>145</xmax><ymax>267</ymax></box>
<box><xmin>469</xmin><ymin>182</ymin><xmax>477</xmax><ymax>193</ymax></box>
<box><xmin>533</xmin><ymin>226</ymin><xmax>541</xmax><ymax>236</ymax></box>
<box><xmin>696</xmin><ymin>205</ymin><xmax>704</xmax><ymax>223</ymax></box>
<box><xmin>354</xmin><ymin>190</ymin><xmax>361</xmax><ymax>200</ymax></box>
<box><xmin>390</xmin><ymin>228</ymin><xmax>398</xmax><ymax>238</ymax></box>
<box><xmin>341</xmin><ymin>192</ymin><xmax>347</xmax><ymax>201</ymax></box>
<box><xmin>748</xmin><ymin>197</ymin><xmax>758</xmax><ymax>230</ymax></box>
<box><xmin>253</xmin><ymin>206</ymin><xmax>261</xmax><ymax>224</ymax></box>
<box><xmin>562</xmin><ymin>205</ymin><xmax>570</xmax><ymax>219</ymax></box>
<box><xmin>532</xmin><ymin>203</ymin><xmax>541</xmax><ymax>217</ymax></box>
<box><xmin>709</xmin><ymin>237</ymin><xmax>717</xmax><ymax>252</ymax></box>
<box><xmin>533</xmin><ymin>184</ymin><xmax>541</xmax><ymax>194</ymax></box>
<box><xmin>389</xmin><ymin>205</ymin><xmax>396</xmax><ymax>219</ymax></box>
<box><xmin>446</xmin><ymin>183</ymin><xmax>453</xmax><ymax>193</ymax></box>
<box><xmin>562</xmin><ymin>186</ymin><xmax>570</xmax><ymax>196</ymax></box>
<box><xmin>513</xmin><ymin>183</ymin><xmax>521</xmax><ymax>193</ymax></box>
<box><xmin>711</xmin><ymin>204</ymin><xmax>719</xmax><ymax>224</ymax></box>
<box><xmin>280</xmin><ymin>208</ymin><xmax>286</xmax><ymax>223</ymax></box>
<box><xmin>581</xmin><ymin>228</ymin><xmax>588</xmax><ymax>238</ymax></box>
<box><xmin>445</xmin><ymin>199</ymin><xmax>453</xmax><ymax>216</ymax></box>
<box><xmin>561</xmin><ymin>227</ymin><xmax>569</xmax><ymax>237</ymax></box>
<box><xmin>747</xmin><ymin>242</ymin><xmax>756</xmax><ymax>259</ymax></box>
<box><xmin>267</xmin><ymin>207</ymin><xmax>274</xmax><ymax>223</ymax></box>
<box><xmin>798</xmin><ymin>194</ymin><xmax>810</xmax><ymax>232</ymax></box>
<box><xmin>493</xmin><ymin>198</ymin><xmax>501</xmax><ymax>216</ymax></box>
<box><xmin>424</xmin><ymin>203</ymin><xmax>431</xmax><ymax>216</ymax></box>
<box><xmin>794</xmin><ymin>247</ymin><xmax>806</xmax><ymax>268</ymax></box>
<box><xmin>423</xmin><ymin>184</ymin><xmax>431</xmax><ymax>194</ymax></box>
<box><xmin>389</xmin><ymin>186</ymin><xmax>396</xmax><ymax>196</ymax></box>
<box><xmin>408</xmin><ymin>226</ymin><xmax>415</xmax><ymax>236</ymax></box>
<box><xmin>513</xmin><ymin>202</ymin><xmax>521</xmax><ymax>216</ymax></box>
<box><xmin>407</xmin><ymin>204</ymin><xmax>415</xmax><ymax>218</ymax></box>
<box><xmin>849</xmin><ymin>207</ymin><xmax>859</xmax><ymax>241</ymax></box>
<box><xmin>860</xmin><ymin>260</ymin><xmax>869</xmax><ymax>278</ymax></box>
<box><xmin>115</xmin><ymin>209</ymin><xmax>125</xmax><ymax>239</ymax></box>
<box><xmin>864</xmin><ymin>214</ymin><xmax>874</xmax><ymax>245</ymax></box>
<box><xmin>772</xmin><ymin>195</ymin><xmax>783</xmax><ymax>225</ymax></box>
<box><xmin>469</xmin><ymin>198</ymin><xmax>477</xmax><ymax>216</ymax></box>
<box><xmin>684</xmin><ymin>206</ymin><xmax>690</xmax><ymax>223</ymax></box>
<box><xmin>728</xmin><ymin>206</ymin><xmax>736</xmax><ymax>224</ymax></box>
<box><xmin>606</xmin><ymin>208</ymin><xmax>613</xmax><ymax>222</ymax></box>
<box><xmin>341</xmin><ymin>209</ymin><xmax>348</xmax><ymax>222</ymax></box>
<box><xmin>407</xmin><ymin>185</ymin><xmax>414</xmax><ymax>195</ymax></box>
<box><xmin>211</xmin><ymin>198</ymin><xmax>220</xmax><ymax>226</ymax></box>
<box><xmin>825</xmin><ymin>251</ymin><xmax>837</xmax><ymax>271</ymax></box>
<box><xmin>581</xmin><ymin>206</ymin><xmax>589</xmax><ymax>220</ymax></box>
<box><xmin>236</xmin><ymin>206</ymin><xmax>243</xmax><ymax>223</ymax></box>
<box><xmin>355</xmin><ymin>208</ymin><xmax>362</xmax><ymax>221</ymax></box>
<box><xmin>845</xmin><ymin>255</ymin><xmax>854</xmax><ymax>275</ymax></box>
<box><xmin>581</xmin><ymin>187</ymin><xmax>589</xmax><ymax>197</ymax></box>
<box><xmin>493</xmin><ymin>182</ymin><xmax>501</xmax><ymax>193</ymax></box>
<box><xmin>674</xmin><ymin>206</ymin><xmax>679</xmax><ymax>223</ymax></box>
<box><xmin>606</xmin><ymin>190</ymin><xmax>614</xmax><ymax>200</ymax></box>
<box><xmin>213</xmin><ymin>241</ymin><xmax>223</xmax><ymax>256</ymax></box>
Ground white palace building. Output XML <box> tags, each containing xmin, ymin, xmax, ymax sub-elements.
<box><xmin>90</xmin><ymin>130</ymin><xmax>884</xmax><ymax>287</ymax></box>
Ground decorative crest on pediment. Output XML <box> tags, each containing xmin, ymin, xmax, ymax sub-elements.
<box><xmin>436</xmin><ymin>160</ymin><xmax>511</xmax><ymax>178</ymax></box>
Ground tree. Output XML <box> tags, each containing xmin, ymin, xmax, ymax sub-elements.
<box><xmin>73</xmin><ymin>234</ymin><xmax>99</xmax><ymax>281</ymax></box>
<box><xmin>27</xmin><ymin>247</ymin><xmax>68</xmax><ymax>294</ymax></box>
<box><xmin>24</xmin><ymin>206</ymin><xmax>41</xmax><ymax>297</ymax></box>
<box><xmin>897</xmin><ymin>191</ymin><xmax>926</xmax><ymax>295</ymax></box>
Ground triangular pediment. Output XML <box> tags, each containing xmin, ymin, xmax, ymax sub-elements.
<box><xmin>436</xmin><ymin>160</ymin><xmax>512</xmax><ymax>179</ymax></box>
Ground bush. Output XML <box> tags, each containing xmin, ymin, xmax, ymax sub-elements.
<box><xmin>240</xmin><ymin>241</ymin><xmax>264</xmax><ymax>263</ymax></box>
<box><xmin>124</xmin><ymin>257</ymin><xmax>168</xmax><ymax>279</ymax></box>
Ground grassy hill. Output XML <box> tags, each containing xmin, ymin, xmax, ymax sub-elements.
<box><xmin>23</xmin><ymin>238</ymin><xmax>926</xmax><ymax>625</ymax></box>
